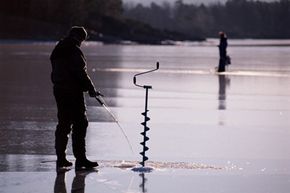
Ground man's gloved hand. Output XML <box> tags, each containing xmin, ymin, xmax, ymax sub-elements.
<box><xmin>89</xmin><ymin>89</ymin><xmax>103</xmax><ymax>97</ymax></box>
<box><xmin>88</xmin><ymin>89</ymin><xmax>97</xmax><ymax>97</ymax></box>
<box><xmin>96</xmin><ymin>91</ymin><xmax>103</xmax><ymax>97</ymax></box>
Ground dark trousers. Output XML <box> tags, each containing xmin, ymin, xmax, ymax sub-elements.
<box><xmin>218</xmin><ymin>58</ymin><xmax>226</xmax><ymax>72</ymax></box>
<box><xmin>54</xmin><ymin>88</ymin><xmax>88</xmax><ymax>160</ymax></box>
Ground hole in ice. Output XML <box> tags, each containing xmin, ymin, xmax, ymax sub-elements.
<box><xmin>132</xmin><ymin>166</ymin><xmax>153</xmax><ymax>173</ymax></box>
<box><xmin>99</xmin><ymin>160</ymin><xmax>222</xmax><ymax>170</ymax></box>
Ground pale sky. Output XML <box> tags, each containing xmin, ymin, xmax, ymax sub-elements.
<box><xmin>123</xmin><ymin>0</ymin><xmax>277</xmax><ymax>6</ymax></box>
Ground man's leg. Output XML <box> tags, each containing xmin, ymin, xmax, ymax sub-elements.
<box><xmin>55</xmin><ymin>122</ymin><xmax>72</xmax><ymax>167</ymax></box>
<box><xmin>72</xmin><ymin>117</ymin><xmax>88</xmax><ymax>161</ymax></box>
<box><xmin>54</xmin><ymin>89</ymin><xmax>73</xmax><ymax>167</ymax></box>
<box><xmin>218</xmin><ymin>58</ymin><xmax>226</xmax><ymax>72</ymax></box>
<box><xmin>72</xmin><ymin>94</ymin><xmax>98</xmax><ymax>169</ymax></box>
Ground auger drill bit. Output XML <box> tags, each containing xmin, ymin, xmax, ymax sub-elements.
<box><xmin>133</xmin><ymin>62</ymin><xmax>159</xmax><ymax>168</ymax></box>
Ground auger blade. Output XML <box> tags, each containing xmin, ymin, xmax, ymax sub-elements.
<box><xmin>140</xmin><ymin>138</ymin><xmax>149</xmax><ymax>145</ymax></box>
<box><xmin>142</xmin><ymin>156</ymin><xmax>149</xmax><ymax>162</ymax></box>
<box><xmin>141</xmin><ymin>111</ymin><xmax>149</xmax><ymax>116</ymax></box>
<box><xmin>140</xmin><ymin>130</ymin><xmax>150</xmax><ymax>135</ymax></box>
<box><xmin>140</xmin><ymin>152</ymin><xmax>148</xmax><ymax>159</ymax></box>
<box><xmin>139</xmin><ymin>161</ymin><xmax>145</xmax><ymax>166</ymax></box>
<box><xmin>141</xmin><ymin>116</ymin><xmax>150</xmax><ymax>122</ymax></box>
<box><xmin>145</xmin><ymin>117</ymin><xmax>150</xmax><ymax>121</ymax></box>
<box><xmin>141</xmin><ymin>121</ymin><xmax>150</xmax><ymax>126</ymax></box>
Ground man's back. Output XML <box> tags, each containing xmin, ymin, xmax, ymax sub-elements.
<box><xmin>50</xmin><ymin>37</ymin><xmax>91</xmax><ymax>92</ymax></box>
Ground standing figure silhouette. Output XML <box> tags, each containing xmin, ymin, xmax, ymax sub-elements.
<box><xmin>217</xmin><ymin>32</ymin><xmax>228</xmax><ymax>72</ymax></box>
<box><xmin>50</xmin><ymin>26</ymin><xmax>102</xmax><ymax>170</ymax></box>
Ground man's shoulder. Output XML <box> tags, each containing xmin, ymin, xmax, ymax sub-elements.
<box><xmin>59</xmin><ymin>40</ymin><xmax>83</xmax><ymax>52</ymax></box>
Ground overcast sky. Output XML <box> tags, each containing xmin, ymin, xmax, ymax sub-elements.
<box><xmin>123</xmin><ymin>0</ymin><xmax>277</xmax><ymax>6</ymax></box>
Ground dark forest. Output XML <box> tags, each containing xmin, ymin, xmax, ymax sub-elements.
<box><xmin>124</xmin><ymin>0</ymin><xmax>290</xmax><ymax>39</ymax></box>
<box><xmin>0</xmin><ymin>0</ymin><xmax>289</xmax><ymax>43</ymax></box>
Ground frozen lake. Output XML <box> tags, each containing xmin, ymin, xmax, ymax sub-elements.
<box><xmin>0</xmin><ymin>39</ymin><xmax>290</xmax><ymax>193</ymax></box>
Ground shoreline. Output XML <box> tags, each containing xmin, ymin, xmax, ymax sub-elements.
<box><xmin>1</xmin><ymin>38</ymin><xmax>290</xmax><ymax>47</ymax></box>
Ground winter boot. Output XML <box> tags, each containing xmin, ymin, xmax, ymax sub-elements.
<box><xmin>56</xmin><ymin>156</ymin><xmax>73</xmax><ymax>168</ymax></box>
<box><xmin>75</xmin><ymin>158</ymin><xmax>99</xmax><ymax>170</ymax></box>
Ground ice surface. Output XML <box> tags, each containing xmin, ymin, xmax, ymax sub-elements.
<box><xmin>1</xmin><ymin>41</ymin><xmax>290</xmax><ymax>192</ymax></box>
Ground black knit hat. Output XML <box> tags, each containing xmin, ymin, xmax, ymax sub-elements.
<box><xmin>68</xmin><ymin>26</ymin><xmax>88</xmax><ymax>41</ymax></box>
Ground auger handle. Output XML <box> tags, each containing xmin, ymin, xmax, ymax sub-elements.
<box><xmin>133</xmin><ymin>62</ymin><xmax>159</xmax><ymax>88</ymax></box>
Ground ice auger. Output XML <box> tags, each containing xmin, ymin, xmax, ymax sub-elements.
<box><xmin>133</xmin><ymin>62</ymin><xmax>159</xmax><ymax>169</ymax></box>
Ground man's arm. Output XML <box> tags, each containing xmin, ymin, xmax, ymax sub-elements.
<box><xmin>70</xmin><ymin>47</ymin><xmax>97</xmax><ymax>96</ymax></box>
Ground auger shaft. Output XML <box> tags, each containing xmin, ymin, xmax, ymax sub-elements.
<box><xmin>140</xmin><ymin>86</ymin><xmax>151</xmax><ymax>167</ymax></box>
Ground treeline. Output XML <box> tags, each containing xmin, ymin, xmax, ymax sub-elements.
<box><xmin>124</xmin><ymin>0</ymin><xmax>290</xmax><ymax>39</ymax></box>
<box><xmin>1</xmin><ymin>0</ymin><xmax>288</xmax><ymax>42</ymax></box>
<box><xmin>1</xmin><ymin>0</ymin><xmax>123</xmax><ymax>26</ymax></box>
<box><xmin>0</xmin><ymin>0</ymin><xmax>203</xmax><ymax>43</ymax></box>
<box><xmin>0</xmin><ymin>0</ymin><xmax>123</xmax><ymax>39</ymax></box>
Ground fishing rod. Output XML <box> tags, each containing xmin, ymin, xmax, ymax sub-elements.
<box><xmin>95</xmin><ymin>95</ymin><xmax>134</xmax><ymax>154</ymax></box>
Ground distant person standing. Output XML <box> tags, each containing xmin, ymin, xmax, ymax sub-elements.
<box><xmin>50</xmin><ymin>26</ymin><xmax>101</xmax><ymax>170</ymax></box>
<box><xmin>217</xmin><ymin>31</ymin><xmax>228</xmax><ymax>72</ymax></box>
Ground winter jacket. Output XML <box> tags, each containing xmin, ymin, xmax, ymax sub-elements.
<box><xmin>50</xmin><ymin>37</ymin><xmax>95</xmax><ymax>92</ymax></box>
<box><xmin>219</xmin><ymin>37</ymin><xmax>228</xmax><ymax>59</ymax></box>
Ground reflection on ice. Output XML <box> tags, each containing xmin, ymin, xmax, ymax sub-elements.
<box><xmin>92</xmin><ymin>67</ymin><xmax>290</xmax><ymax>77</ymax></box>
<box><xmin>54</xmin><ymin>170</ymin><xmax>98</xmax><ymax>193</ymax></box>
<box><xmin>217</xmin><ymin>74</ymin><xmax>231</xmax><ymax>126</ymax></box>
<box><xmin>218</xmin><ymin>74</ymin><xmax>230</xmax><ymax>110</ymax></box>
<box><xmin>1</xmin><ymin>154</ymin><xmax>290</xmax><ymax>193</ymax></box>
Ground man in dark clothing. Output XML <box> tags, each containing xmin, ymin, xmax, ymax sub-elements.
<box><xmin>50</xmin><ymin>26</ymin><xmax>100</xmax><ymax>170</ymax></box>
<box><xmin>217</xmin><ymin>31</ymin><xmax>228</xmax><ymax>72</ymax></box>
